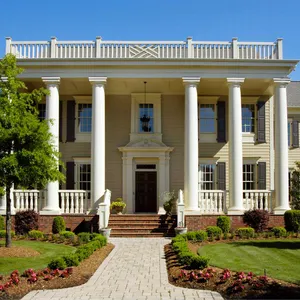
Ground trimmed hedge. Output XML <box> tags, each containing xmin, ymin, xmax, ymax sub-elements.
<box><xmin>28</xmin><ymin>230</ymin><xmax>44</xmax><ymax>240</ymax></box>
<box><xmin>62</xmin><ymin>254</ymin><xmax>79</xmax><ymax>267</ymax></box>
<box><xmin>185</xmin><ymin>230</ymin><xmax>208</xmax><ymax>242</ymax></box>
<box><xmin>0</xmin><ymin>215</ymin><xmax>4</xmax><ymax>230</ymax></box>
<box><xmin>0</xmin><ymin>230</ymin><xmax>15</xmax><ymax>238</ymax></box>
<box><xmin>48</xmin><ymin>257</ymin><xmax>67</xmax><ymax>270</ymax></box>
<box><xmin>15</xmin><ymin>210</ymin><xmax>39</xmax><ymax>235</ymax></box>
<box><xmin>206</xmin><ymin>226</ymin><xmax>222</xmax><ymax>238</ymax></box>
<box><xmin>243</xmin><ymin>209</ymin><xmax>269</xmax><ymax>232</ymax></box>
<box><xmin>52</xmin><ymin>216</ymin><xmax>66</xmax><ymax>234</ymax></box>
<box><xmin>78</xmin><ymin>232</ymin><xmax>91</xmax><ymax>244</ymax></box>
<box><xmin>171</xmin><ymin>233</ymin><xmax>209</xmax><ymax>269</ymax></box>
<box><xmin>236</xmin><ymin>227</ymin><xmax>255</xmax><ymax>239</ymax></box>
<box><xmin>271</xmin><ymin>226</ymin><xmax>287</xmax><ymax>237</ymax></box>
<box><xmin>217</xmin><ymin>216</ymin><xmax>231</xmax><ymax>234</ymax></box>
<box><xmin>284</xmin><ymin>210</ymin><xmax>300</xmax><ymax>232</ymax></box>
<box><xmin>60</xmin><ymin>231</ymin><xmax>76</xmax><ymax>239</ymax></box>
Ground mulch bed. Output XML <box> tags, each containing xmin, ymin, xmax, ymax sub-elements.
<box><xmin>0</xmin><ymin>243</ymin><xmax>114</xmax><ymax>300</ymax></box>
<box><xmin>0</xmin><ymin>246</ymin><xmax>39</xmax><ymax>258</ymax></box>
<box><xmin>165</xmin><ymin>243</ymin><xmax>300</xmax><ymax>299</ymax></box>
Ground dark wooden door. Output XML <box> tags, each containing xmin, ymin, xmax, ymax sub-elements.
<box><xmin>135</xmin><ymin>171</ymin><xmax>157</xmax><ymax>213</ymax></box>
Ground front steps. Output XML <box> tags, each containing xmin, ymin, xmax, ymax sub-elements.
<box><xmin>108</xmin><ymin>214</ymin><xmax>177</xmax><ymax>237</ymax></box>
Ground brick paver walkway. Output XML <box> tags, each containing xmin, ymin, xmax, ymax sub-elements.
<box><xmin>22</xmin><ymin>238</ymin><xmax>223</xmax><ymax>300</ymax></box>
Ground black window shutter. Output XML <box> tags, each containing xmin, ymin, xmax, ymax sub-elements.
<box><xmin>257</xmin><ymin>162</ymin><xmax>266</xmax><ymax>190</ymax></box>
<box><xmin>292</xmin><ymin>120</ymin><xmax>299</xmax><ymax>148</ymax></box>
<box><xmin>217</xmin><ymin>101</ymin><xmax>226</xmax><ymax>143</ymax></box>
<box><xmin>59</xmin><ymin>101</ymin><xmax>63</xmax><ymax>142</ymax></box>
<box><xmin>217</xmin><ymin>162</ymin><xmax>226</xmax><ymax>190</ymax></box>
<box><xmin>66</xmin><ymin>100</ymin><xmax>76</xmax><ymax>142</ymax></box>
<box><xmin>66</xmin><ymin>161</ymin><xmax>75</xmax><ymax>190</ymax></box>
<box><xmin>257</xmin><ymin>101</ymin><xmax>266</xmax><ymax>143</ymax></box>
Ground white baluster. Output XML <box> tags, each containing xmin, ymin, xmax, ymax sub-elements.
<box><xmin>80</xmin><ymin>192</ymin><xmax>84</xmax><ymax>213</ymax></box>
<box><xmin>250</xmin><ymin>192</ymin><xmax>254</xmax><ymax>209</ymax></box>
<box><xmin>34</xmin><ymin>192</ymin><xmax>38</xmax><ymax>212</ymax></box>
<box><xmin>65</xmin><ymin>193</ymin><xmax>70</xmax><ymax>213</ymax></box>
<box><xmin>20</xmin><ymin>193</ymin><xmax>24</xmax><ymax>210</ymax></box>
<box><xmin>29</xmin><ymin>192</ymin><xmax>33</xmax><ymax>210</ymax></box>
<box><xmin>70</xmin><ymin>193</ymin><xmax>74</xmax><ymax>213</ymax></box>
<box><xmin>255</xmin><ymin>192</ymin><xmax>259</xmax><ymax>209</ymax></box>
<box><xmin>264</xmin><ymin>192</ymin><xmax>269</xmax><ymax>211</ymax></box>
<box><xmin>25</xmin><ymin>192</ymin><xmax>29</xmax><ymax>210</ymax></box>
<box><xmin>213</xmin><ymin>192</ymin><xmax>217</xmax><ymax>213</ymax></box>
<box><xmin>60</xmin><ymin>192</ymin><xmax>65</xmax><ymax>213</ymax></box>
<box><xmin>75</xmin><ymin>192</ymin><xmax>79</xmax><ymax>213</ymax></box>
<box><xmin>15</xmin><ymin>193</ymin><xmax>20</xmax><ymax>210</ymax></box>
<box><xmin>259</xmin><ymin>192</ymin><xmax>263</xmax><ymax>209</ymax></box>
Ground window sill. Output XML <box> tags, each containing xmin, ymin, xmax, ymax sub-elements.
<box><xmin>242</xmin><ymin>133</ymin><xmax>255</xmax><ymax>143</ymax></box>
<box><xmin>199</xmin><ymin>133</ymin><xmax>217</xmax><ymax>143</ymax></box>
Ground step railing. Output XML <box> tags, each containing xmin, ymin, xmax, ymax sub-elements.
<box><xmin>243</xmin><ymin>190</ymin><xmax>272</xmax><ymax>211</ymax></box>
<box><xmin>59</xmin><ymin>190</ymin><xmax>89</xmax><ymax>214</ymax></box>
<box><xmin>199</xmin><ymin>190</ymin><xmax>226</xmax><ymax>214</ymax></box>
<box><xmin>177</xmin><ymin>189</ymin><xmax>185</xmax><ymax>227</ymax></box>
<box><xmin>6</xmin><ymin>37</ymin><xmax>282</xmax><ymax>60</ymax></box>
<box><xmin>98</xmin><ymin>189</ymin><xmax>111</xmax><ymax>229</ymax></box>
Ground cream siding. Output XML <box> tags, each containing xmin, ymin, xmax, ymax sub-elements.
<box><xmin>288</xmin><ymin>112</ymin><xmax>300</xmax><ymax>169</ymax></box>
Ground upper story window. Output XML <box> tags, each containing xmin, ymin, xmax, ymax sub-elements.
<box><xmin>199</xmin><ymin>104</ymin><xmax>215</xmax><ymax>133</ymax></box>
<box><xmin>38</xmin><ymin>103</ymin><xmax>46</xmax><ymax>120</ymax></box>
<box><xmin>242</xmin><ymin>104</ymin><xmax>255</xmax><ymax>133</ymax></box>
<box><xmin>78</xmin><ymin>104</ymin><xmax>92</xmax><ymax>133</ymax></box>
<box><xmin>139</xmin><ymin>103</ymin><xmax>154</xmax><ymax>133</ymax></box>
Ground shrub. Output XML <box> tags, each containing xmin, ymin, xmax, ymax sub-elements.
<box><xmin>52</xmin><ymin>216</ymin><xmax>66</xmax><ymax>234</ymax></box>
<box><xmin>236</xmin><ymin>227</ymin><xmax>255</xmax><ymax>239</ymax></box>
<box><xmin>60</xmin><ymin>231</ymin><xmax>75</xmax><ymax>239</ymax></box>
<box><xmin>217</xmin><ymin>216</ymin><xmax>231</xmax><ymax>234</ymax></box>
<box><xmin>48</xmin><ymin>257</ymin><xmax>67</xmax><ymax>270</ymax></box>
<box><xmin>78</xmin><ymin>232</ymin><xmax>91</xmax><ymax>244</ymax></box>
<box><xmin>206</xmin><ymin>226</ymin><xmax>222</xmax><ymax>238</ymax></box>
<box><xmin>62</xmin><ymin>254</ymin><xmax>79</xmax><ymax>267</ymax></box>
<box><xmin>271</xmin><ymin>226</ymin><xmax>287</xmax><ymax>237</ymax></box>
<box><xmin>284</xmin><ymin>210</ymin><xmax>300</xmax><ymax>232</ymax></box>
<box><xmin>190</xmin><ymin>255</ymin><xmax>210</xmax><ymax>269</ymax></box>
<box><xmin>243</xmin><ymin>209</ymin><xmax>269</xmax><ymax>232</ymax></box>
<box><xmin>186</xmin><ymin>231</ymin><xmax>197</xmax><ymax>241</ymax></box>
<box><xmin>0</xmin><ymin>230</ymin><xmax>15</xmax><ymax>238</ymax></box>
<box><xmin>28</xmin><ymin>230</ymin><xmax>44</xmax><ymax>240</ymax></box>
<box><xmin>15</xmin><ymin>210</ymin><xmax>39</xmax><ymax>235</ymax></box>
<box><xmin>194</xmin><ymin>230</ymin><xmax>208</xmax><ymax>242</ymax></box>
<box><xmin>92</xmin><ymin>235</ymin><xmax>107</xmax><ymax>247</ymax></box>
<box><xmin>0</xmin><ymin>215</ymin><xmax>5</xmax><ymax>230</ymax></box>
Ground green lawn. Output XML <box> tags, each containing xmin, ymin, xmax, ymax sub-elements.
<box><xmin>0</xmin><ymin>240</ymin><xmax>76</xmax><ymax>275</ymax></box>
<box><xmin>197</xmin><ymin>239</ymin><xmax>300</xmax><ymax>284</ymax></box>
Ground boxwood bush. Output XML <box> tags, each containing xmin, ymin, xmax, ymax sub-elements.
<box><xmin>217</xmin><ymin>216</ymin><xmax>231</xmax><ymax>233</ymax></box>
<box><xmin>78</xmin><ymin>232</ymin><xmax>91</xmax><ymax>244</ymax></box>
<box><xmin>0</xmin><ymin>230</ymin><xmax>15</xmax><ymax>238</ymax></box>
<box><xmin>271</xmin><ymin>226</ymin><xmax>287</xmax><ymax>237</ymax></box>
<box><xmin>236</xmin><ymin>227</ymin><xmax>255</xmax><ymax>239</ymax></box>
<box><xmin>48</xmin><ymin>257</ymin><xmax>67</xmax><ymax>270</ymax></box>
<box><xmin>60</xmin><ymin>231</ymin><xmax>75</xmax><ymax>239</ymax></box>
<box><xmin>206</xmin><ymin>226</ymin><xmax>222</xmax><ymax>238</ymax></box>
<box><xmin>62</xmin><ymin>254</ymin><xmax>79</xmax><ymax>267</ymax></box>
<box><xmin>52</xmin><ymin>216</ymin><xmax>66</xmax><ymax>234</ymax></box>
<box><xmin>284</xmin><ymin>210</ymin><xmax>300</xmax><ymax>232</ymax></box>
<box><xmin>28</xmin><ymin>230</ymin><xmax>44</xmax><ymax>240</ymax></box>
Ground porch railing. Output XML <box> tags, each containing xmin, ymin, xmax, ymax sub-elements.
<box><xmin>243</xmin><ymin>190</ymin><xmax>272</xmax><ymax>211</ymax></box>
<box><xmin>198</xmin><ymin>190</ymin><xmax>227</xmax><ymax>214</ymax></box>
<box><xmin>6</xmin><ymin>37</ymin><xmax>283</xmax><ymax>60</ymax></box>
<box><xmin>97</xmin><ymin>189</ymin><xmax>111</xmax><ymax>229</ymax></box>
<box><xmin>13</xmin><ymin>190</ymin><xmax>45</xmax><ymax>212</ymax></box>
<box><xmin>59</xmin><ymin>190</ymin><xmax>89</xmax><ymax>214</ymax></box>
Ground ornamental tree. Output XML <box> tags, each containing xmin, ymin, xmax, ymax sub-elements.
<box><xmin>0</xmin><ymin>54</ymin><xmax>64</xmax><ymax>247</ymax></box>
<box><xmin>290</xmin><ymin>162</ymin><xmax>300</xmax><ymax>210</ymax></box>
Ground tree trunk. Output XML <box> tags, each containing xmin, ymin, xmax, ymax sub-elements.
<box><xmin>5</xmin><ymin>184</ymin><xmax>12</xmax><ymax>248</ymax></box>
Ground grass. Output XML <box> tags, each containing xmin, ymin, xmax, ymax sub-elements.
<box><xmin>197</xmin><ymin>239</ymin><xmax>300</xmax><ymax>284</ymax></box>
<box><xmin>0</xmin><ymin>240</ymin><xmax>76</xmax><ymax>275</ymax></box>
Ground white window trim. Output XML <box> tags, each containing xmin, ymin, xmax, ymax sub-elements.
<box><xmin>288</xmin><ymin>118</ymin><xmax>293</xmax><ymax>148</ymax></box>
<box><xmin>198</xmin><ymin>97</ymin><xmax>218</xmax><ymax>143</ymax></box>
<box><xmin>242</xmin><ymin>97</ymin><xmax>259</xmax><ymax>143</ymax></box>
<box><xmin>198</xmin><ymin>158</ymin><xmax>219</xmax><ymax>190</ymax></box>
<box><xmin>73</xmin><ymin>157</ymin><xmax>91</xmax><ymax>190</ymax></box>
<box><xmin>130</xmin><ymin>93</ymin><xmax>162</xmax><ymax>142</ymax></box>
<box><xmin>74</xmin><ymin>96</ymin><xmax>92</xmax><ymax>143</ymax></box>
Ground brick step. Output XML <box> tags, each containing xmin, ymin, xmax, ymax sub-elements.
<box><xmin>110</xmin><ymin>232</ymin><xmax>175</xmax><ymax>238</ymax></box>
<box><xmin>109</xmin><ymin>216</ymin><xmax>174</xmax><ymax>221</ymax></box>
<box><xmin>111</xmin><ymin>227</ymin><xmax>174</xmax><ymax>232</ymax></box>
<box><xmin>109</xmin><ymin>223</ymin><xmax>172</xmax><ymax>229</ymax></box>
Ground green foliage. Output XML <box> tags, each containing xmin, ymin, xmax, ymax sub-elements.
<box><xmin>78</xmin><ymin>232</ymin><xmax>91</xmax><ymax>244</ymax></box>
<box><xmin>290</xmin><ymin>163</ymin><xmax>300</xmax><ymax>209</ymax></box>
<box><xmin>284</xmin><ymin>210</ymin><xmax>300</xmax><ymax>232</ymax></box>
<box><xmin>15</xmin><ymin>210</ymin><xmax>39</xmax><ymax>235</ymax></box>
<box><xmin>28</xmin><ymin>230</ymin><xmax>44</xmax><ymax>240</ymax></box>
<box><xmin>60</xmin><ymin>231</ymin><xmax>75</xmax><ymax>239</ymax></box>
<box><xmin>236</xmin><ymin>227</ymin><xmax>255</xmax><ymax>239</ymax></box>
<box><xmin>62</xmin><ymin>254</ymin><xmax>79</xmax><ymax>267</ymax></box>
<box><xmin>91</xmin><ymin>234</ymin><xmax>107</xmax><ymax>247</ymax></box>
<box><xmin>206</xmin><ymin>226</ymin><xmax>222</xmax><ymax>238</ymax></box>
<box><xmin>162</xmin><ymin>191</ymin><xmax>176</xmax><ymax>215</ymax></box>
<box><xmin>52</xmin><ymin>216</ymin><xmax>66</xmax><ymax>234</ymax></box>
<box><xmin>243</xmin><ymin>209</ymin><xmax>269</xmax><ymax>232</ymax></box>
<box><xmin>110</xmin><ymin>197</ymin><xmax>126</xmax><ymax>210</ymax></box>
<box><xmin>48</xmin><ymin>257</ymin><xmax>67</xmax><ymax>270</ymax></box>
<box><xmin>271</xmin><ymin>227</ymin><xmax>287</xmax><ymax>237</ymax></box>
<box><xmin>217</xmin><ymin>216</ymin><xmax>231</xmax><ymax>233</ymax></box>
<box><xmin>185</xmin><ymin>230</ymin><xmax>208</xmax><ymax>242</ymax></box>
<box><xmin>0</xmin><ymin>215</ymin><xmax>4</xmax><ymax>230</ymax></box>
<box><xmin>0</xmin><ymin>230</ymin><xmax>15</xmax><ymax>238</ymax></box>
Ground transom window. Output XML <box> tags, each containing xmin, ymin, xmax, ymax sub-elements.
<box><xmin>78</xmin><ymin>104</ymin><xmax>92</xmax><ymax>133</ymax></box>
<box><xmin>139</xmin><ymin>103</ymin><xmax>154</xmax><ymax>133</ymax></box>
<box><xmin>38</xmin><ymin>104</ymin><xmax>46</xmax><ymax>120</ymax></box>
<box><xmin>243</xmin><ymin>164</ymin><xmax>255</xmax><ymax>190</ymax></box>
<box><xmin>200</xmin><ymin>104</ymin><xmax>215</xmax><ymax>133</ymax></box>
<box><xmin>199</xmin><ymin>164</ymin><xmax>215</xmax><ymax>190</ymax></box>
<box><xmin>242</xmin><ymin>104</ymin><xmax>255</xmax><ymax>133</ymax></box>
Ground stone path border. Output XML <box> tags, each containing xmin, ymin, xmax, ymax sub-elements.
<box><xmin>22</xmin><ymin>238</ymin><xmax>223</xmax><ymax>300</ymax></box>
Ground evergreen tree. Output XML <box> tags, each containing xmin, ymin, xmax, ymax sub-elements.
<box><xmin>0</xmin><ymin>54</ymin><xmax>64</xmax><ymax>247</ymax></box>
<box><xmin>290</xmin><ymin>162</ymin><xmax>300</xmax><ymax>210</ymax></box>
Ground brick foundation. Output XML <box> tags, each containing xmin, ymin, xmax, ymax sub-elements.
<box><xmin>185</xmin><ymin>215</ymin><xmax>285</xmax><ymax>231</ymax></box>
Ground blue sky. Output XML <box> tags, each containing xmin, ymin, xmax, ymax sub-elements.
<box><xmin>1</xmin><ymin>0</ymin><xmax>299</xmax><ymax>79</ymax></box>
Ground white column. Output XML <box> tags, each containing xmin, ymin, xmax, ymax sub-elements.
<box><xmin>41</xmin><ymin>77</ymin><xmax>61</xmax><ymax>215</ymax></box>
<box><xmin>183</xmin><ymin>77</ymin><xmax>200</xmax><ymax>211</ymax></box>
<box><xmin>89</xmin><ymin>77</ymin><xmax>107</xmax><ymax>205</ymax></box>
<box><xmin>227</xmin><ymin>78</ymin><xmax>244</xmax><ymax>214</ymax></box>
<box><xmin>274</xmin><ymin>78</ymin><xmax>290</xmax><ymax>214</ymax></box>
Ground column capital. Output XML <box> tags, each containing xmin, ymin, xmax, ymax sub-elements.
<box><xmin>273</xmin><ymin>78</ymin><xmax>290</xmax><ymax>87</ymax></box>
<box><xmin>42</xmin><ymin>77</ymin><xmax>60</xmax><ymax>86</ymax></box>
<box><xmin>227</xmin><ymin>78</ymin><xmax>245</xmax><ymax>86</ymax></box>
<box><xmin>182</xmin><ymin>77</ymin><xmax>200</xmax><ymax>85</ymax></box>
<box><xmin>89</xmin><ymin>77</ymin><xmax>107</xmax><ymax>85</ymax></box>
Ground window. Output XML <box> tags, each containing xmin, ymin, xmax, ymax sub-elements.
<box><xmin>199</xmin><ymin>164</ymin><xmax>215</xmax><ymax>190</ymax></box>
<box><xmin>78</xmin><ymin>163</ymin><xmax>91</xmax><ymax>192</ymax></box>
<box><xmin>78</xmin><ymin>104</ymin><xmax>92</xmax><ymax>133</ymax></box>
<box><xmin>243</xmin><ymin>164</ymin><xmax>255</xmax><ymax>190</ymax></box>
<box><xmin>38</xmin><ymin>104</ymin><xmax>46</xmax><ymax>120</ymax></box>
<box><xmin>242</xmin><ymin>104</ymin><xmax>255</xmax><ymax>133</ymax></box>
<box><xmin>139</xmin><ymin>104</ymin><xmax>154</xmax><ymax>133</ymax></box>
<box><xmin>200</xmin><ymin>104</ymin><xmax>215</xmax><ymax>133</ymax></box>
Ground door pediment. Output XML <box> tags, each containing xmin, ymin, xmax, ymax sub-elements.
<box><xmin>118</xmin><ymin>138</ymin><xmax>173</xmax><ymax>153</ymax></box>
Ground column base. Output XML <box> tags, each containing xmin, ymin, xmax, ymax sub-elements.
<box><xmin>227</xmin><ymin>207</ymin><xmax>245</xmax><ymax>215</ymax></box>
<box><xmin>40</xmin><ymin>208</ymin><xmax>61</xmax><ymax>216</ymax></box>
<box><xmin>273</xmin><ymin>206</ymin><xmax>290</xmax><ymax>215</ymax></box>
<box><xmin>157</xmin><ymin>207</ymin><xmax>166</xmax><ymax>215</ymax></box>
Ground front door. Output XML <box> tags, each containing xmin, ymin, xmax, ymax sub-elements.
<box><xmin>135</xmin><ymin>171</ymin><xmax>157</xmax><ymax>213</ymax></box>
